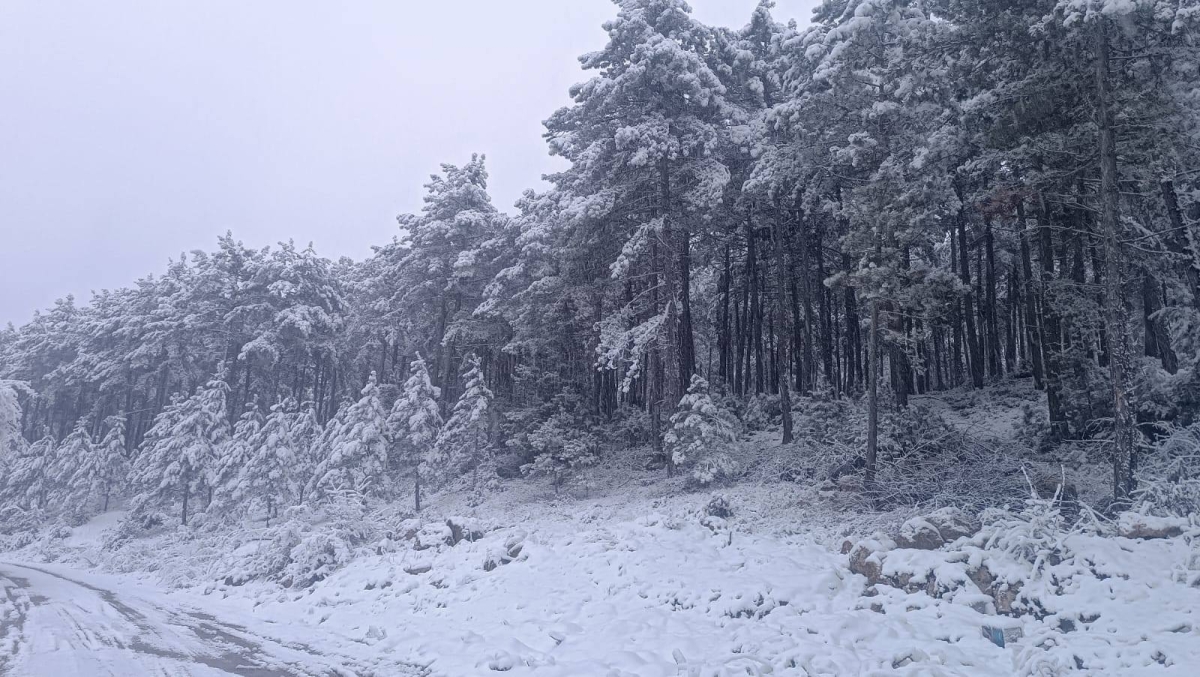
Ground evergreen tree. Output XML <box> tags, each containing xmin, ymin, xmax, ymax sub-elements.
<box><xmin>55</xmin><ymin>417</ymin><xmax>95</xmax><ymax>507</ymax></box>
<box><xmin>0</xmin><ymin>434</ymin><xmax>54</xmax><ymax>511</ymax></box>
<box><xmin>310</xmin><ymin>373</ymin><xmax>389</xmax><ymax>499</ymax></box>
<box><xmin>213</xmin><ymin>403</ymin><xmax>264</xmax><ymax>511</ymax></box>
<box><xmin>290</xmin><ymin>402</ymin><xmax>322</xmax><ymax>504</ymax></box>
<box><xmin>239</xmin><ymin>399</ymin><xmax>297</xmax><ymax>523</ymax></box>
<box><xmin>134</xmin><ymin>379</ymin><xmax>230</xmax><ymax>525</ymax></box>
<box><xmin>89</xmin><ymin>415</ymin><xmax>130</xmax><ymax>512</ymax></box>
<box><xmin>665</xmin><ymin>375</ymin><xmax>740</xmax><ymax>486</ymax></box>
<box><xmin>432</xmin><ymin>355</ymin><xmax>493</xmax><ymax>488</ymax></box>
<box><xmin>387</xmin><ymin>355</ymin><xmax>442</xmax><ymax>512</ymax></box>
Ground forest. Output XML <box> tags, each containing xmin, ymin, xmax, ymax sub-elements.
<box><xmin>2</xmin><ymin>0</ymin><xmax>1200</xmax><ymax>527</ymax></box>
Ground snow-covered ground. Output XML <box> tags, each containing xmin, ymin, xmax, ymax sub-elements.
<box><xmin>6</xmin><ymin>475</ymin><xmax>1200</xmax><ymax>676</ymax></box>
<box><xmin>0</xmin><ymin>560</ymin><xmax>423</xmax><ymax>676</ymax></box>
<box><xmin>4</xmin><ymin>385</ymin><xmax>1199</xmax><ymax>676</ymax></box>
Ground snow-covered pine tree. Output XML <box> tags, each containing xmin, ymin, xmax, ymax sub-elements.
<box><xmin>133</xmin><ymin>378</ymin><xmax>231</xmax><ymax>525</ymax></box>
<box><xmin>665</xmin><ymin>375</ymin><xmax>740</xmax><ymax>485</ymax></box>
<box><xmin>521</xmin><ymin>411</ymin><xmax>600</xmax><ymax>494</ymax></box>
<box><xmin>546</xmin><ymin>0</ymin><xmax>733</xmax><ymax>454</ymax></box>
<box><xmin>212</xmin><ymin>403</ymin><xmax>264</xmax><ymax>512</ymax></box>
<box><xmin>55</xmin><ymin>417</ymin><xmax>95</xmax><ymax>508</ymax></box>
<box><xmin>431</xmin><ymin>354</ymin><xmax>493</xmax><ymax>489</ymax></box>
<box><xmin>90</xmin><ymin>415</ymin><xmax>129</xmax><ymax>511</ymax></box>
<box><xmin>309</xmin><ymin>373</ymin><xmax>389</xmax><ymax>500</ymax></box>
<box><xmin>387</xmin><ymin>355</ymin><xmax>442</xmax><ymax>512</ymax></box>
<box><xmin>0</xmin><ymin>434</ymin><xmax>54</xmax><ymax>511</ymax></box>
<box><xmin>239</xmin><ymin>399</ymin><xmax>297</xmax><ymax>523</ymax></box>
<box><xmin>0</xmin><ymin>380</ymin><xmax>26</xmax><ymax>458</ymax></box>
<box><xmin>290</xmin><ymin>402</ymin><xmax>322</xmax><ymax>504</ymax></box>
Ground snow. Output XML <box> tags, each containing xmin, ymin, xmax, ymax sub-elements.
<box><xmin>4</xmin><ymin>460</ymin><xmax>1200</xmax><ymax>676</ymax></box>
<box><xmin>4</xmin><ymin>383</ymin><xmax>1200</xmax><ymax>676</ymax></box>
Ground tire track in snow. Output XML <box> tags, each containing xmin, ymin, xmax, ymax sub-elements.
<box><xmin>0</xmin><ymin>562</ymin><xmax>426</xmax><ymax>676</ymax></box>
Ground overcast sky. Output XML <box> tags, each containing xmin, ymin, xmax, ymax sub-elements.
<box><xmin>0</xmin><ymin>0</ymin><xmax>818</xmax><ymax>327</ymax></box>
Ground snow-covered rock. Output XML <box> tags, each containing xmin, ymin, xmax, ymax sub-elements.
<box><xmin>1117</xmin><ymin>513</ymin><xmax>1186</xmax><ymax>540</ymax></box>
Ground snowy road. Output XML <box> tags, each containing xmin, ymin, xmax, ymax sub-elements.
<box><xmin>0</xmin><ymin>562</ymin><xmax>422</xmax><ymax>677</ymax></box>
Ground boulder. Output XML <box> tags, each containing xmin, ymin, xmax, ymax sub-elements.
<box><xmin>895</xmin><ymin>518</ymin><xmax>944</xmax><ymax>551</ymax></box>
<box><xmin>503</xmin><ymin>531</ymin><xmax>526</xmax><ymax>562</ymax></box>
<box><xmin>847</xmin><ymin>535</ymin><xmax>894</xmax><ymax>585</ymax></box>
<box><xmin>967</xmin><ymin>565</ymin><xmax>996</xmax><ymax>593</ymax></box>
<box><xmin>924</xmin><ymin>507</ymin><xmax>981</xmax><ymax>543</ymax></box>
<box><xmin>1117</xmin><ymin>513</ymin><xmax>1186</xmax><ymax>540</ymax></box>
<box><xmin>446</xmin><ymin>517</ymin><xmax>486</xmax><ymax>546</ymax></box>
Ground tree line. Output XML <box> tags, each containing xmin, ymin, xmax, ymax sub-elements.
<box><xmin>3</xmin><ymin>0</ymin><xmax>1200</xmax><ymax>514</ymax></box>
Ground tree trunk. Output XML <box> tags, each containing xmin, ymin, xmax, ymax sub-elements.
<box><xmin>1036</xmin><ymin>199</ymin><xmax>1069</xmax><ymax>438</ymax></box>
<box><xmin>772</xmin><ymin>208</ymin><xmax>794</xmax><ymax>444</ymax></box>
<box><xmin>1160</xmin><ymin>179</ymin><xmax>1200</xmax><ymax>309</ymax></box>
<box><xmin>1095</xmin><ymin>20</ymin><xmax>1135</xmax><ymax>501</ymax></box>
<box><xmin>957</xmin><ymin>207</ymin><xmax>985</xmax><ymax>388</ymax></box>
<box><xmin>866</xmin><ymin>297</ymin><xmax>880</xmax><ymax>493</ymax></box>
<box><xmin>1017</xmin><ymin>202</ymin><xmax>1046</xmax><ymax>389</ymax></box>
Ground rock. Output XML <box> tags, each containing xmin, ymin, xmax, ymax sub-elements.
<box><xmin>396</xmin><ymin>518</ymin><xmax>421</xmax><ymax>542</ymax></box>
<box><xmin>503</xmin><ymin>531</ymin><xmax>526</xmax><ymax>562</ymax></box>
<box><xmin>403</xmin><ymin>563</ymin><xmax>432</xmax><ymax>575</ymax></box>
<box><xmin>895</xmin><ymin>518</ymin><xmax>945</xmax><ymax>551</ymax></box>
<box><xmin>848</xmin><ymin>535</ymin><xmax>894</xmax><ymax>585</ymax></box>
<box><xmin>446</xmin><ymin>517</ymin><xmax>486</xmax><ymax>545</ymax></box>
<box><xmin>413</xmin><ymin>523</ymin><xmax>453</xmax><ymax>550</ymax></box>
<box><xmin>967</xmin><ymin>597</ymin><xmax>993</xmax><ymax>615</ymax></box>
<box><xmin>993</xmin><ymin>581</ymin><xmax>1022</xmax><ymax>615</ymax></box>
<box><xmin>1118</xmin><ymin>513</ymin><xmax>1185</xmax><ymax>540</ymax></box>
<box><xmin>924</xmin><ymin>507</ymin><xmax>981</xmax><ymax>543</ymax></box>
<box><xmin>968</xmin><ymin>565</ymin><xmax>996</xmax><ymax>593</ymax></box>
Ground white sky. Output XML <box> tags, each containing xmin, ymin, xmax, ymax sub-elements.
<box><xmin>0</xmin><ymin>0</ymin><xmax>818</xmax><ymax>326</ymax></box>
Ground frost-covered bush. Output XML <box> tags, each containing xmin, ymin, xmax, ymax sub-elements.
<box><xmin>284</xmin><ymin>532</ymin><xmax>352</xmax><ymax>588</ymax></box>
<box><xmin>213</xmin><ymin>497</ymin><xmax>376</xmax><ymax>588</ymax></box>
<box><xmin>596</xmin><ymin>404</ymin><xmax>653</xmax><ymax>450</ymax></box>
<box><xmin>739</xmin><ymin>394</ymin><xmax>780</xmax><ymax>432</ymax></box>
<box><xmin>978</xmin><ymin>499</ymin><xmax>1069</xmax><ymax>576</ymax></box>
<box><xmin>1133</xmin><ymin>423</ymin><xmax>1200</xmax><ymax>517</ymax></box>
<box><xmin>1014</xmin><ymin>402</ymin><xmax>1051</xmax><ymax>451</ymax></box>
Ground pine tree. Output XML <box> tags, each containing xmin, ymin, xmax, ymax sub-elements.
<box><xmin>290</xmin><ymin>402</ymin><xmax>322</xmax><ymax>504</ymax></box>
<box><xmin>134</xmin><ymin>379</ymin><xmax>230</xmax><ymax>525</ymax></box>
<box><xmin>431</xmin><ymin>355</ymin><xmax>493</xmax><ymax>488</ymax></box>
<box><xmin>665</xmin><ymin>375</ymin><xmax>740</xmax><ymax>486</ymax></box>
<box><xmin>213</xmin><ymin>403</ymin><xmax>264</xmax><ymax>511</ymax></box>
<box><xmin>55</xmin><ymin>417</ymin><xmax>94</xmax><ymax>508</ymax></box>
<box><xmin>90</xmin><ymin>415</ymin><xmax>129</xmax><ymax>511</ymax></box>
<box><xmin>310</xmin><ymin>373</ymin><xmax>389</xmax><ymax>499</ymax></box>
<box><xmin>387</xmin><ymin>355</ymin><xmax>442</xmax><ymax>512</ymax></box>
<box><xmin>0</xmin><ymin>434</ymin><xmax>54</xmax><ymax>511</ymax></box>
<box><xmin>0</xmin><ymin>380</ymin><xmax>25</xmax><ymax>458</ymax></box>
<box><xmin>520</xmin><ymin>411</ymin><xmax>600</xmax><ymax>494</ymax></box>
<box><xmin>239</xmin><ymin>399</ymin><xmax>297</xmax><ymax>523</ymax></box>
